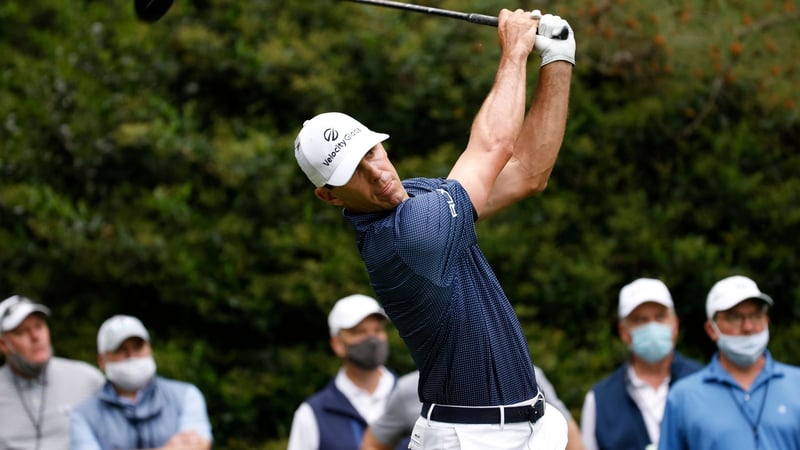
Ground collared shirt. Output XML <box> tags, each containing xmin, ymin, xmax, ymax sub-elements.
<box><xmin>71</xmin><ymin>376</ymin><xmax>212</xmax><ymax>450</ymax></box>
<box><xmin>627</xmin><ymin>365</ymin><xmax>670</xmax><ymax>445</ymax></box>
<box><xmin>287</xmin><ymin>366</ymin><xmax>396</xmax><ymax>450</ymax></box>
<box><xmin>581</xmin><ymin>367</ymin><xmax>670</xmax><ymax>450</ymax></box>
<box><xmin>345</xmin><ymin>177</ymin><xmax>538</xmax><ymax>407</ymax></box>
<box><xmin>0</xmin><ymin>357</ymin><xmax>105</xmax><ymax>450</ymax></box>
<box><xmin>659</xmin><ymin>351</ymin><xmax>800</xmax><ymax>450</ymax></box>
<box><xmin>581</xmin><ymin>352</ymin><xmax>702</xmax><ymax>450</ymax></box>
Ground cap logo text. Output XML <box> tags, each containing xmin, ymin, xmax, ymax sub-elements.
<box><xmin>321</xmin><ymin>127</ymin><xmax>363</xmax><ymax>167</ymax></box>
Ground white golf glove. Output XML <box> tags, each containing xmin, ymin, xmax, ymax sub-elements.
<box><xmin>534</xmin><ymin>14</ymin><xmax>576</xmax><ymax>67</ymax></box>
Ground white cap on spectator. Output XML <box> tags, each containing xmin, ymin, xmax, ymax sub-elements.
<box><xmin>0</xmin><ymin>295</ymin><xmax>50</xmax><ymax>332</ymax></box>
<box><xmin>97</xmin><ymin>315</ymin><xmax>150</xmax><ymax>353</ymax></box>
<box><xmin>618</xmin><ymin>278</ymin><xmax>674</xmax><ymax>319</ymax></box>
<box><xmin>328</xmin><ymin>294</ymin><xmax>388</xmax><ymax>336</ymax></box>
<box><xmin>706</xmin><ymin>275</ymin><xmax>773</xmax><ymax>320</ymax></box>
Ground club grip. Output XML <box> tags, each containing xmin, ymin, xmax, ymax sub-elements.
<box><xmin>466</xmin><ymin>13</ymin><xmax>498</xmax><ymax>27</ymax></box>
<box><xmin>466</xmin><ymin>13</ymin><xmax>570</xmax><ymax>40</ymax></box>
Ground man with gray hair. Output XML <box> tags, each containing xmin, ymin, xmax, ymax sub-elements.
<box><xmin>0</xmin><ymin>295</ymin><xmax>104</xmax><ymax>450</ymax></box>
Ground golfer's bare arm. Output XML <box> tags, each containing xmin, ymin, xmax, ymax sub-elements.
<box><xmin>481</xmin><ymin>60</ymin><xmax>572</xmax><ymax>221</ymax></box>
<box><xmin>447</xmin><ymin>9</ymin><xmax>538</xmax><ymax>218</ymax></box>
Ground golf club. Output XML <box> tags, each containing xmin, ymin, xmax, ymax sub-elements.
<box><xmin>133</xmin><ymin>0</ymin><xmax>569</xmax><ymax>39</ymax></box>
<box><xmin>355</xmin><ymin>0</ymin><xmax>569</xmax><ymax>39</ymax></box>
<box><xmin>134</xmin><ymin>0</ymin><xmax>174</xmax><ymax>23</ymax></box>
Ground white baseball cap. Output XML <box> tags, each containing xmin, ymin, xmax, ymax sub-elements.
<box><xmin>294</xmin><ymin>112</ymin><xmax>390</xmax><ymax>187</ymax></box>
<box><xmin>328</xmin><ymin>294</ymin><xmax>388</xmax><ymax>336</ymax></box>
<box><xmin>706</xmin><ymin>275</ymin><xmax>773</xmax><ymax>320</ymax></box>
<box><xmin>0</xmin><ymin>295</ymin><xmax>50</xmax><ymax>332</ymax></box>
<box><xmin>97</xmin><ymin>315</ymin><xmax>150</xmax><ymax>353</ymax></box>
<box><xmin>618</xmin><ymin>278</ymin><xmax>674</xmax><ymax>319</ymax></box>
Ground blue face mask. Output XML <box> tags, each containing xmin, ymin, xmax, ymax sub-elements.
<box><xmin>712</xmin><ymin>324</ymin><xmax>769</xmax><ymax>368</ymax></box>
<box><xmin>630</xmin><ymin>322</ymin><xmax>674</xmax><ymax>363</ymax></box>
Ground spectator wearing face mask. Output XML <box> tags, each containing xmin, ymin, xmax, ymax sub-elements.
<box><xmin>659</xmin><ymin>275</ymin><xmax>800</xmax><ymax>450</ymax></box>
<box><xmin>0</xmin><ymin>295</ymin><xmax>105</xmax><ymax>450</ymax></box>
<box><xmin>580</xmin><ymin>278</ymin><xmax>703</xmax><ymax>450</ymax></box>
<box><xmin>287</xmin><ymin>294</ymin><xmax>407</xmax><ymax>450</ymax></box>
<box><xmin>71</xmin><ymin>315</ymin><xmax>213</xmax><ymax>450</ymax></box>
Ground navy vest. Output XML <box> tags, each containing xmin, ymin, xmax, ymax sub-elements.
<box><xmin>593</xmin><ymin>352</ymin><xmax>703</xmax><ymax>450</ymax></box>
<box><xmin>307</xmin><ymin>379</ymin><xmax>409</xmax><ymax>450</ymax></box>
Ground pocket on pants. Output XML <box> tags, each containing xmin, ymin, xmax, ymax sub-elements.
<box><xmin>409</xmin><ymin>417</ymin><xmax>461</xmax><ymax>450</ymax></box>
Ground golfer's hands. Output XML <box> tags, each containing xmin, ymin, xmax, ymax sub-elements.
<box><xmin>534</xmin><ymin>14</ymin><xmax>576</xmax><ymax>67</ymax></box>
<box><xmin>497</xmin><ymin>9</ymin><xmax>540</xmax><ymax>59</ymax></box>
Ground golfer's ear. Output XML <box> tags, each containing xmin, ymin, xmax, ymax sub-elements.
<box><xmin>314</xmin><ymin>186</ymin><xmax>343</xmax><ymax>206</ymax></box>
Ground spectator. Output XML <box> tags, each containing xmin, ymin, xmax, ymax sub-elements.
<box><xmin>659</xmin><ymin>275</ymin><xmax>800</xmax><ymax>450</ymax></box>
<box><xmin>71</xmin><ymin>314</ymin><xmax>213</xmax><ymax>450</ymax></box>
<box><xmin>0</xmin><ymin>295</ymin><xmax>105</xmax><ymax>450</ymax></box>
<box><xmin>293</xmin><ymin>9</ymin><xmax>575</xmax><ymax>448</ymax></box>
<box><xmin>361</xmin><ymin>367</ymin><xmax>586</xmax><ymax>450</ymax></box>
<box><xmin>581</xmin><ymin>278</ymin><xmax>703</xmax><ymax>450</ymax></box>
<box><xmin>288</xmin><ymin>294</ymin><xmax>407</xmax><ymax>450</ymax></box>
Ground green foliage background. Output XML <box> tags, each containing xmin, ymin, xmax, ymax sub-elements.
<box><xmin>1</xmin><ymin>0</ymin><xmax>798</xmax><ymax>447</ymax></box>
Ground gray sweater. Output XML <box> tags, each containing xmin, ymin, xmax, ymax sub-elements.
<box><xmin>0</xmin><ymin>356</ymin><xmax>104</xmax><ymax>450</ymax></box>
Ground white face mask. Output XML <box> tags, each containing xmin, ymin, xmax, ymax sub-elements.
<box><xmin>104</xmin><ymin>356</ymin><xmax>157</xmax><ymax>392</ymax></box>
<box><xmin>711</xmin><ymin>322</ymin><xmax>769</xmax><ymax>368</ymax></box>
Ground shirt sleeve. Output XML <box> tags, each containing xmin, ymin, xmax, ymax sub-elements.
<box><xmin>287</xmin><ymin>402</ymin><xmax>319</xmax><ymax>450</ymax></box>
<box><xmin>394</xmin><ymin>180</ymin><xmax>477</xmax><ymax>283</ymax></box>
<box><xmin>580</xmin><ymin>390</ymin><xmax>599</xmax><ymax>450</ymax></box>
<box><xmin>178</xmin><ymin>384</ymin><xmax>213</xmax><ymax>441</ymax></box>
<box><xmin>70</xmin><ymin>410</ymin><xmax>103</xmax><ymax>450</ymax></box>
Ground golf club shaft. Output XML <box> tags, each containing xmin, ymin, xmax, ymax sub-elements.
<box><xmin>345</xmin><ymin>0</ymin><xmax>498</xmax><ymax>27</ymax></box>
<box><xmin>344</xmin><ymin>0</ymin><xmax>569</xmax><ymax>39</ymax></box>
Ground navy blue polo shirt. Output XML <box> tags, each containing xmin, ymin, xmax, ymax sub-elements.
<box><xmin>345</xmin><ymin>177</ymin><xmax>538</xmax><ymax>407</ymax></box>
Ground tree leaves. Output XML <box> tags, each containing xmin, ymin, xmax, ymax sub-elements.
<box><xmin>1</xmin><ymin>0</ymin><xmax>798</xmax><ymax>446</ymax></box>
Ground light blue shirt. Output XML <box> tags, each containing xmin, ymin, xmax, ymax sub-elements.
<box><xmin>659</xmin><ymin>351</ymin><xmax>800</xmax><ymax>450</ymax></box>
<box><xmin>71</xmin><ymin>376</ymin><xmax>212</xmax><ymax>450</ymax></box>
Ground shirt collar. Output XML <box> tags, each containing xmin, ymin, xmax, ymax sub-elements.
<box><xmin>625</xmin><ymin>364</ymin><xmax>670</xmax><ymax>390</ymax></box>
<box><xmin>334</xmin><ymin>366</ymin><xmax>394</xmax><ymax>401</ymax></box>
<box><xmin>704</xmin><ymin>350</ymin><xmax>782</xmax><ymax>388</ymax></box>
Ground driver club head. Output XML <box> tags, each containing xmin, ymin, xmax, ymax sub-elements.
<box><xmin>134</xmin><ymin>0</ymin><xmax>175</xmax><ymax>22</ymax></box>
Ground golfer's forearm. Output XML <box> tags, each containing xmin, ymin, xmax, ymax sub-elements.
<box><xmin>449</xmin><ymin>52</ymin><xmax>530</xmax><ymax>217</ymax></box>
<box><xmin>499</xmin><ymin>62</ymin><xmax>572</xmax><ymax>191</ymax></box>
<box><xmin>516</xmin><ymin>61</ymin><xmax>573</xmax><ymax>186</ymax></box>
<box><xmin>469</xmin><ymin>54</ymin><xmax>530</xmax><ymax>160</ymax></box>
<box><xmin>480</xmin><ymin>62</ymin><xmax>572</xmax><ymax>220</ymax></box>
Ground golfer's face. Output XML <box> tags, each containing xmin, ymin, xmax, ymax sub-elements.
<box><xmin>334</xmin><ymin>144</ymin><xmax>408</xmax><ymax>213</ymax></box>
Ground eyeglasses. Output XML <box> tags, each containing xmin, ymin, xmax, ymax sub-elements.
<box><xmin>715</xmin><ymin>307</ymin><xmax>768</xmax><ymax>328</ymax></box>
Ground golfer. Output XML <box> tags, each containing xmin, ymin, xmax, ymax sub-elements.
<box><xmin>294</xmin><ymin>9</ymin><xmax>575</xmax><ymax>449</ymax></box>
